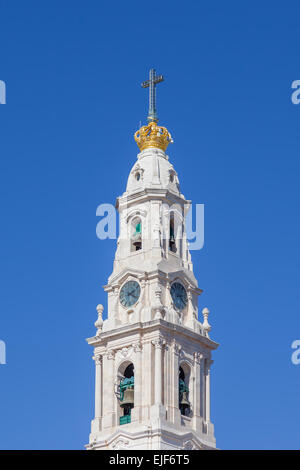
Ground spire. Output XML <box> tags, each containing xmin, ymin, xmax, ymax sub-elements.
<box><xmin>141</xmin><ymin>68</ymin><xmax>164</xmax><ymax>123</ymax></box>
<box><xmin>135</xmin><ymin>68</ymin><xmax>173</xmax><ymax>152</ymax></box>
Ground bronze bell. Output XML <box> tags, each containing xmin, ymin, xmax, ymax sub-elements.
<box><xmin>133</xmin><ymin>241</ymin><xmax>142</xmax><ymax>250</ymax></box>
<box><xmin>180</xmin><ymin>391</ymin><xmax>190</xmax><ymax>407</ymax></box>
<box><xmin>120</xmin><ymin>387</ymin><xmax>134</xmax><ymax>408</ymax></box>
<box><xmin>133</xmin><ymin>232</ymin><xmax>142</xmax><ymax>241</ymax></box>
<box><xmin>132</xmin><ymin>233</ymin><xmax>142</xmax><ymax>251</ymax></box>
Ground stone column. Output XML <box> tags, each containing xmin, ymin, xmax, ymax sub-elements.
<box><xmin>94</xmin><ymin>355</ymin><xmax>102</xmax><ymax>419</ymax></box>
<box><xmin>169</xmin><ymin>341</ymin><xmax>181</xmax><ymax>426</ymax></box>
<box><xmin>162</xmin><ymin>204</ymin><xmax>170</xmax><ymax>258</ymax></box>
<box><xmin>151</xmin><ymin>201</ymin><xmax>162</xmax><ymax>258</ymax></box>
<box><xmin>112</xmin><ymin>286</ymin><xmax>120</xmax><ymax>324</ymax></box>
<box><xmin>150</xmin><ymin>338</ymin><xmax>166</xmax><ymax>420</ymax></box>
<box><xmin>142</xmin><ymin>340</ymin><xmax>152</xmax><ymax>421</ymax></box>
<box><xmin>200</xmin><ymin>354</ymin><xmax>205</xmax><ymax>419</ymax></box>
<box><xmin>144</xmin><ymin>277</ymin><xmax>149</xmax><ymax>305</ymax></box>
<box><xmin>91</xmin><ymin>354</ymin><xmax>102</xmax><ymax>434</ymax></box>
<box><xmin>152</xmin><ymin>339</ymin><xmax>163</xmax><ymax>404</ymax></box>
<box><xmin>131</xmin><ymin>342</ymin><xmax>143</xmax><ymax>422</ymax></box>
<box><xmin>186</xmin><ymin>288</ymin><xmax>196</xmax><ymax>328</ymax></box>
<box><xmin>182</xmin><ymin>232</ymin><xmax>188</xmax><ymax>264</ymax></box>
<box><xmin>165</xmin><ymin>278</ymin><xmax>172</xmax><ymax>308</ymax></box>
<box><xmin>192</xmin><ymin>352</ymin><xmax>203</xmax><ymax>432</ymax></box>
<box><xmin>204</xmin><ymin>358</ymin><xmax>214</xmax><ymax>436</ymax></box>
<box><xmin>177</xmin><ymin>218</ymin><xmax>183</xmax><ymax>258</ymax></box>
<box><xmin>102</xmin><ymin>349</ymin><xmax>116</xmax><ymax>429</ymax></box>
<box><xmin>205</xmin><ymin>358</ymin><xmax>211</xmax><ymax>422</ymax></box>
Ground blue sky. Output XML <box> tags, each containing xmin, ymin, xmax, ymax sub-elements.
<box><xmin>0</xmin><ymin>0</ymin><xmax>300</xmax><ymax>449</ymax></box>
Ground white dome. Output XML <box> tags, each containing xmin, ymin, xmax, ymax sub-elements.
<box><xmin>126</xmin><ymin>148</ymin><xmax>180</xmax><ymax>195</ymax></box>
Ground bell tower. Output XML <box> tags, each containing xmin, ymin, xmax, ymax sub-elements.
<box><xmin>86</xmin><ymin>69</ymin><xmax>219</xmax><ymax>450</ymax></box>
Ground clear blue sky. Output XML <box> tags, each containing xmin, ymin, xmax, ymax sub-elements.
<box><xmin>0</xmin><ymin>0</ymin><xmax>299</xmax><ymax>450</ymax></box>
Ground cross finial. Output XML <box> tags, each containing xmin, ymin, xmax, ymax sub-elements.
<box><xmin>141</xmin><ymin>68</ymin><xmax>164</xmax><ymax>123</ymax></box>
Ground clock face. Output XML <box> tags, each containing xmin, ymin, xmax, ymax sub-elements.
<box><xmin>171</xmin><ymin>282</ymin><xmax>188</xmax><ymax>311</ymax></box>
<box><xmin>120</xmin><ymin>280</ymin><xmax>141</xmax><ymax>308</ymax></box>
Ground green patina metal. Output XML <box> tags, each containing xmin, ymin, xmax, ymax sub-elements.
<box><xmin>179</xmin><ymin>378</ymin><xmax>189</xmax><ymax>401</ymax></box>
<box><xmin>141</xmin><ymin>68</ymin><xmax>164</xmax><ymax>123</ymax></box>
<box><xmin>134</xmin><ymin>222</ymin><xmax>141</xmax><ymax>235</ymax></box>
<box><xmin>119</xmin><ymin>376</ymin><xmax>134</xmax><ymax>402</ymax></box>
<box><xmin>119</xmin><ymin>415</ymin><xmax>131</xmax><ymax>425</ymax></box>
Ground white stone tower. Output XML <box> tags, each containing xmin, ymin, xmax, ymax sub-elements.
<box><xmin>86</xmin><ymin>69</ymin><xmax>218</xmax><ymax>450</ymax></box>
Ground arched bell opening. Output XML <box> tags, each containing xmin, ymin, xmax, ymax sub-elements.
<box><xmin>118</xmin><ymin>362</ymin><xmax>134</xmax><ymax>425</ymax></box>
<box><xmin>131</xmin><ymin>217</ymin><xmax>142</xmax><ymax>252</ymax></box>
<box><xmin>169</xmin><ymin>212</ymin><xmax>176</xmax><ymax>253</ymax></box>
<box><xmin>179</xmin><ymin>365</ymin><xmax>191</xmax><ymax>416</ymax></box>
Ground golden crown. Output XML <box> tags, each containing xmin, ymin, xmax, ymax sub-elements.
<box><xmin>134</xmin><ymin>121</ymin><xmax>173</xmax><ymax>152</ymax></box>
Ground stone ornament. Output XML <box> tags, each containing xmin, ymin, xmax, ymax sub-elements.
<box><xmin>131</xmin><ymin>164</ymin><xmax>144</xmax><ymax>181</ymax></box>
<box><xmin>173</xmin><ymin>341</ymin><xmax>182</xmax><ymax>355</ymax></box>
<box><xmin>111</xmin><ymin>438</ymin><xmax>130</xmax><ymax>450</ymax></box>
<box><xmin>93</xmin><ymin>355</ymin><xmax>102</xmax><ymax>366</ymax></box>
<box><xmin>106</xmin><ymin>349</ymin><xmax>115</xmax><ymax>360</ymax></box>
<box><xmin>132</xmin><ymin>342</ymin><xmax>142</xmax><ymax>353</ymax></box>
<box><xmin>153</xmin><ymin>285</ymin><xmax>164</xmax><ymax>319</ymax></box>
<box><xmin>183</xmin><ymin>440</ymin><xmax>202</xmax><ymax>450</ymax></box>
<box><xmin>95</xmin><ymin>304</ymin><xmax>104</xmax><ymax>336</ymax></box>
<box><xmin>193</xmin><ymin>352</ymin><xmax>204</xmax><ymax>364</ymax></box>
<box><xmin>202</xmin><ymin>307</ymin><xmax>211</xmax><ymax>337</ymax></box>
<box><xmin>151</xmin><ymin>338</ymin><xmax>165</xmax><ymax>349</ymax></box>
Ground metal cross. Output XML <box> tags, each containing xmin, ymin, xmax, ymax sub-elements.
<box><xmin>141</xmin><ymin>68</ymin><xmax>164</xmax><ymax>123</ymax></box>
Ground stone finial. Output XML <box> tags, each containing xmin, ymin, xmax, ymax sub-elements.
<box><xmin>202</xmin><ymin>307</ymin><xmax>211</xmax><ymax>337</ymax></box>
<box><xmin>95</xmin><ymin>304</ymin><xmax>104</xmax><ymax>336</ymax></box>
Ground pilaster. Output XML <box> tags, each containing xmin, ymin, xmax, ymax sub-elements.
<box><xmin>91</xmin><ymin>354</ymin><xmax>103</xmax><ymax>435</ymax></box>
<box><xmin>150</xmin><ymin>338</ymin><xmax>166</xmax><ymax>420</ymax></box>
<box><xmin>102</xmin><ymin>349</ymin><xmax>116</xmax><ymax>429</ymax></box>
<box><xmin>131</xmin><ymin>341</ymin><xmax>143</xmax><ymax>423</ymax></box>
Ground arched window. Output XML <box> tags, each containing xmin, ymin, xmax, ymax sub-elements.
<box><xmin>124</xmin><ymin>363</ymin><xmax>134</xmax><ymax>378</ymax></box>
<box><xmin>169</xmin><ymin>213</ymin><xmax>176</xmax><ymax>252</ymax></box>
<box><xmin>131</xmin><ymin>217</ymin><xmax>142</xmax><ymax>252</ymax></box>
<box><xmin>179</xmin><ymin>366</ymin><xmax>190</xmax><ymax>416</ymax></box>
<box><xmin>119</xmin><ymin>363</ymin><xmax>134</xmax><ymax>424</ymax></box>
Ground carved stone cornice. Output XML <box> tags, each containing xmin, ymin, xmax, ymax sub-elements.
<box><xmin>87</xmin><ymin>318</ymin><xmax>219</xmax><ymax>351</ymax></box>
